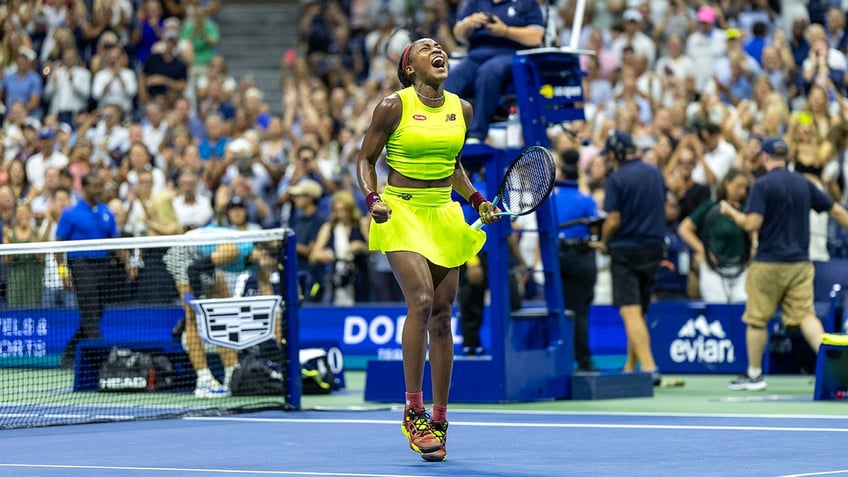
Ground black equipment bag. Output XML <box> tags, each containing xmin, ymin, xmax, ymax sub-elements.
<box><xmin>98</xmin><ymin>347</ymin><xmax>175</xmax><ymax>392</ymax></box>
<box><xmin>229</xmin><ymin>352</ymin><xmax>286</xmax><ymax>396</ymax></box>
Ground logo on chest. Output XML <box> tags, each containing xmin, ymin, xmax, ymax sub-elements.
<box><xmin>413</xmin><ymin>114</ymin><xmax>427</xmax><ymax>121</ymax></box>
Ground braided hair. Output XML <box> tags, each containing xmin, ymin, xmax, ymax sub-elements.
<box><xmin>396</xmin><ymin>42</ymin><xmax>415</xmax><ymax>87</ymax></box>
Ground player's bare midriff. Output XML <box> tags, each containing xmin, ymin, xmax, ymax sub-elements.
<box><xmin>388</xmin><ymin>167</ymin><xmax>452</xmax><ymax>188</ymax></box>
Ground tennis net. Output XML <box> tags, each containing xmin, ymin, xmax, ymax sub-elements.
<box><xmin>0</xmin><ymin>228</ymin><xmax>301</xmax><ymax>429</ymax></box>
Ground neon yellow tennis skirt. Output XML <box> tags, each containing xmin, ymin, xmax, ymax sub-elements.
<box><xmin>369</xmin><ymin>185</ymin><xmax>486</xmax><ymax>268</ymax></box>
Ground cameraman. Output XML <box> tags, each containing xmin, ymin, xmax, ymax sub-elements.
<box><xmin>308</xmin><ymin>191</ymin><xmax>368</xmax><ymax>305</ymax></box>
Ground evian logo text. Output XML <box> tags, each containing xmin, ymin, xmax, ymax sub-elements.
<box><xmin>669</xmin><ymin>315</ymin><xmax>735</xmax><ymax>364</ymax></box>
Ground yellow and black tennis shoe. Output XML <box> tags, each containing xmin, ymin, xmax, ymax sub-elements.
<box><xmin>401</xmin><ymin>408</ymin><xmax>442</xmax><ymax>455</ymax></box>
<box><xmin>421</xmin><ymin>420</ymin><xmax>448</xmax><ymax>462</ymax></box>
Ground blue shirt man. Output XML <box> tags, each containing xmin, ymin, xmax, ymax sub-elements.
<box><xmin>553</xmin><ymin>151</ymin><xmax>599</xmax><ymax>371</ymax></box>
<box><xmin>55</xmin><ymin>174</ymin><xmax>122</xmax><ymax>368</ymax></box>
<box><xmin>56</xmin><ymin>180</ymin><xmax>119</xmax><ymax>258</ymax></box>
<box><xmin>554</xmin><ymin>179</ymin><xmax>597</xmax><ymax>240</ymax></box>
<box><xmin>1</xmin><ymin>48</ymin><xmax>43</xmax><ymax>117</ymax></box>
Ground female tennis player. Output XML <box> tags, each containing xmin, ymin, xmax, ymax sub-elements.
<box><xmin>355</xmin><ymin>37</ymin><xmax>498</xmax><ymax>462</ymax></box>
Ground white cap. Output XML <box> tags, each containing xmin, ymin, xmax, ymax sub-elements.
<box><xmin>623</xmin><ymin>8</ymin><xmax>642</xmax><ymax>23</ymax></box>
<box><xmin>227</xmin><ymin>138</ymin><xmax>253</xmax><ymax>156</ymax></box>
<box><xmin>17</xmin><ymin>46</ymin><xmax>36</xmax><ymax>62</ymax></box>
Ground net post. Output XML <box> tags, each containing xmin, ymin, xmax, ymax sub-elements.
<box><xmin>283</xmin><ymin>229</ymin><xmax>302</xmax><ymax>409</ymax></box>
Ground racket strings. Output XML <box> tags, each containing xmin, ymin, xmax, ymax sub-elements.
<box><xmin>501</xmin><ymin>149</ymin><xmax>556</xmax><ymax>214</ymax></box>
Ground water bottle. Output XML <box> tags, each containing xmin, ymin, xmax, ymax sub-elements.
<box><xmin>678</xmin><ymin>250</ymin><xmax>690</xmax><ymax>275</ymax></box>
<box><xmin>506</xmin><ymin>105</ymin><xmax>522</xmax><ymax>148</ymax></box>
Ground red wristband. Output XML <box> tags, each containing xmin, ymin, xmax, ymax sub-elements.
<box><xmin>366</xmin><ymin>191</ymin><xmax>382</xmax><ymax>211</ymax></box>
<box><xmin>469</xmin><ymin>191</ymin><xmax>486</xmax><ymax>211</ymax></box>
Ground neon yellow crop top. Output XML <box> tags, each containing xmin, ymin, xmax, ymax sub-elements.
<box><xmin>385</xmin><ymin>87</ymin><xmax>466</xmax><ymax>181</ymax></box>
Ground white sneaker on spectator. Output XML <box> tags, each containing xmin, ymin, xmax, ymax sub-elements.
<box><xmin>194</xmin><ymin>371</ymin><xmax>230</xmax><ymax>398</ymax></box>
<box><xmin>223</xmin><ymin>364</ymin><xmax>238</xmax><ymax>391</ymax></box>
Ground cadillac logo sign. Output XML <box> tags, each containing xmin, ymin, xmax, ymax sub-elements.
<box><xmin>190</xmin><ymin>295</ymin><xmax>282</xmax><ymax>350</ymax></box>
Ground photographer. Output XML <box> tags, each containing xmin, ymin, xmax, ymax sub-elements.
<box><xmin>308</xmin><ymin>190</ymin><xmax>369</xmax><ymax>305</ymax></box>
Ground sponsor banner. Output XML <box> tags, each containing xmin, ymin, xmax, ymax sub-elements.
<box><xmin>0</xmin><ymin>307</ymin><xmax>183</xmax><ymax>366</ymax></box>
<box><xmin>648</xmin><ymin>302</ymin><xmax>747</xmax><ymax>374</ymax></box>
<box><xmin>2</xmin><ymin>302</ymin><xmax>748</xmax><ymax>373</ymax></box>
<box><xmin>298</xmin><ymin>305</ymin><xmax>485</xmax><ymax>369</ymax></box>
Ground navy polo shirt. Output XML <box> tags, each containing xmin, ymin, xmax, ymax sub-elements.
<box><xmin>457</xmin><ymin>0</ymin><xmax>544</xmax><ymax>57</ymax></box>
<box><xmin>553</xmin><ymin>180</ymin><xmax>597</xmax><ymax>240</ymax></box>
<box><xmin>603</xmin><ymin>159</ymin><xmax>666</xmax><ymax>249</ymax></box>
<box><xmin>746</xmin><ymin>168</ymin><xmax>833</xmax><ymax>263</ymax></box>
<box><xmin>291</xmin><ymin>209</ymin><xmax>325</xmax><ymax>269</ymax></box>
<box><xmin>56</xmin><ymin>200</ymin><xmax>119</xmax><ymax>259</ymax></box>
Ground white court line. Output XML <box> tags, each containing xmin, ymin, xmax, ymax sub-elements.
<box><xmin>778</xmin><ymin>470</ymin><xmax>848</xmax><ymax>477</ymax></box>
<box><xmin>185</xmin><ymin>416</ymin><xmax>848</xmax><ymax>433</ymax></box>
<box><xmin>0</xmin><ymin>464</ymin><xmax>428</xmax><ymax>477</ymax></box>
<box><xmin>446</xmin><ymin>409</ymin><xmax>848</xmax><ymax>420</ymax></box>
<box><xmin>324</xmin><ymin>405</ymin><xmax>848</xmax><ymax>421</ymax></box>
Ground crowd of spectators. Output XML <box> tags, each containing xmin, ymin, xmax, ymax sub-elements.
<box><xmin>0</xmin><ymin>0</ymin><xmax>847</xmax><ymax>307</ymax></box>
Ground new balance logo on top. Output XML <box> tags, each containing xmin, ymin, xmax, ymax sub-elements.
<box><xmin>669</xmin><ymin>315</ymin><xmax>734</xmax><ymax>364</ymax></box>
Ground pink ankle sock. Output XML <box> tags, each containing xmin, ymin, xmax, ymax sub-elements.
<box><xmin>432</xmin><ymin>405</ymin><xmax>447</xmax><ymax>422</ymax></box>
<box><xmin>405</xmin><ymin>391</ymin><xmax>424</xmax><ymax>411</ymax></box>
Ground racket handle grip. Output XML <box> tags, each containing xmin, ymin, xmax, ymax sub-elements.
<box><xmin>471</xmin><ymin>218</ymin><xmax>484</xmax><ymax>230</ymax></box>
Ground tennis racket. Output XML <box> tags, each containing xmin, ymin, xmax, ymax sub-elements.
<box><xmin>471</xmin><ymin>146</ymin><xmax>557</xmax><ymax>230</ymax></box>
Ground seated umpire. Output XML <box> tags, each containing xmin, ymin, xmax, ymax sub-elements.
<box><xmin>447</xmin><ymin>0</ymin><xmax>544</xmax><ymax>144</ymax></box>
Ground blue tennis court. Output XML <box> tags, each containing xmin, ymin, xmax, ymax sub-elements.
<box><xmin>3</xmin><ymin>408</ymin><xmax>848</xmax><ymax>477</ymax></box>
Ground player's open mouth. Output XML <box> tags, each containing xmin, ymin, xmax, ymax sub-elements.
<box><xmin>431</xmin><ymin>56</ymin><xmax>445</xmax><ymax>69</ymax></box>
